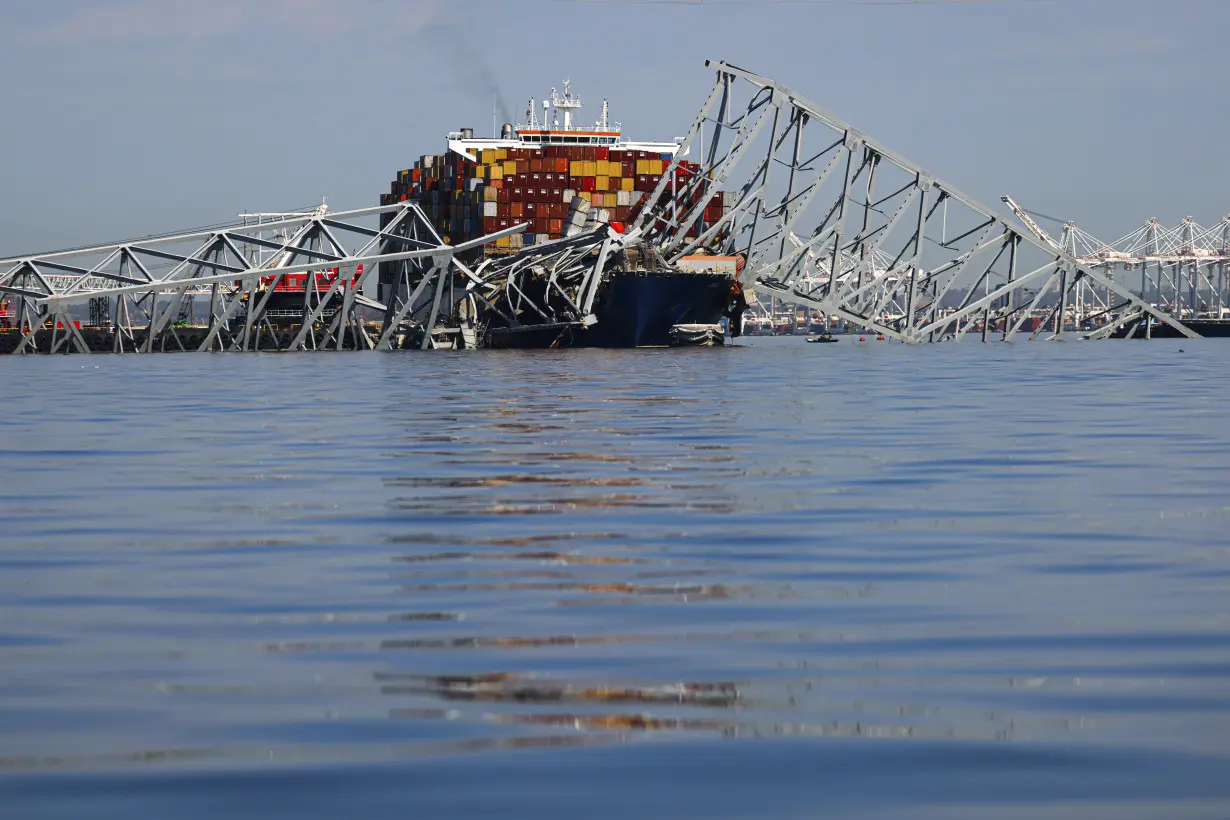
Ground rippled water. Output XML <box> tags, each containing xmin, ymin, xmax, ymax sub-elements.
<box><xmin>2</xmin><ymin>338</ymin><xmax>1229</xmax><ymax>818</ymax></box>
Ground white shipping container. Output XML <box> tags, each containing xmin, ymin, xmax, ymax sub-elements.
<box><xmin>616</xmin><ymin>190</ymin><xmax>632</xmax><ymax>207</ymax></box>
<box><xmin>483</xmin><ymin>202</ymin><xmax>498</xmax><ymax>217</ymax></box>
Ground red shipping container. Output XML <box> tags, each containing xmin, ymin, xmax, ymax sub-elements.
<box><xmin>581</xmin><ymin>177</ymin><xmax>596</xmax><ymax>193</ymax></box>
<box><xmin>498</xmin><ymin>218</ymin><xmax>511</xmax><ymax>229</ymax></box>
<box><xmin>497</xmin><ymin>203</ymin><xmax>509</xmax><ymax>218</ymax></box>
<box><xmin>530</xmin><ymin>159</ymin><xmax>542</xmax><ymax>173</ymax></box>
<box><xmin>525</xmin><ymin>201</ymin><xmax>537</xmax><ymax>215</ymax></box>
<box><xmin>550</xmin><ymin>187</ymin><xmax>563</xmax><ymax>201</ymax></box>
<box><xmin>555</xmin><ymin>158</ymin><xmax>568</xmax><ymax>173</ymax></box>
<box><xmin>538</xmin><ymin>188</ymin><xmax>549</xmax><ymax>199</ymax></box>
<box><xmin>531</xmin><ymin>172</ymin><xmax>542</xmax><ymax>183</ymax></box>
<box><xmin>511</xmin><ymin>203</ymin><xmax>524</xmax><ymax>218</ymax></box>
<box><xmin>534</xmin><ymin>217</ymin><xmax>550</xmax><ymax>234</ymax></box>
<box><xmin>596</xmin><ymin>146</ymin><xmax>609</xmax><ymax>161</ymax></box>
<box><xmin>549</xmin><ymin>218</ymin><xmax>563</xmax><ymax>234</ymax></box>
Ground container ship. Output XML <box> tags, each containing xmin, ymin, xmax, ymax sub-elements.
<box><xmin>376</xmin><ymin>81</ymin><xmax>743</xmax><ymax>347</ymax></box>
<box><xmin>379</xmin><ymin>81</ymin><xmax>728</xmax><ymax>251</ymax></box>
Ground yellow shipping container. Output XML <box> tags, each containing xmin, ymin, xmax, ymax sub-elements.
<box><xmin>570</xmin><ymin>160</ymin><xmax>584</xmax><ymax>176</ymax></box>
<box><xmin>648</xmin><ymin>159</ymin><xmax>664</xmax><ymax>175</ymax></box>
<box><xmin>635</xmin><ymin>159</ymin><xmax>647</xmax><ymax>175</ymax></box>
<box><xmin>584</xmin><ymin>161</ymin><xmax>597</xmax><ymax>177</ymax></box>
<box><xmin>503</xmin><ymin>160</ymin><xmax>516</xmax><ymax>175</ymax></box>
<box><xmin>595</xmin><ymin>176</ymin><xmax>609</xmax><ymax>192</ymax></box>
<box><xmin>497</xmin><ymin>236</ymin><xmax>511</xmax><ymax>247</ymax></box>
<box><xmin>579</xmin><ymin>191</ymin><xmax>592</xmax><ymax>203</ymax></box>
<box><xmin>620</xmin><ymin>177</ymin><xmax>634</xmax><ymax>192</ymax></box>
<box><xmin>495</xmin><ymin>149</ymin><xmax>507</xmax><ymax>161</ymax></box>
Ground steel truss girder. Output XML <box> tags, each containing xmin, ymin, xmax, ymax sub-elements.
<box><xmin>1</xmin><ymin>203</ymin><xmax>528</xmax><ymax>354</ymax></box>
<box><xmin>636</xmin><ymin>60</ymin><xmax>1197</xmax><ymax>342</ymax></box>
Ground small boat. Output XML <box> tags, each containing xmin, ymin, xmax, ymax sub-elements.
<box><xmin>805</xmin><ymin>333</ymin><xmax>838</xmax><ymax>344</ymax></box>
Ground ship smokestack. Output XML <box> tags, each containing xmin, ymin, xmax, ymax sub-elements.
<box><xmin>460</xmin><ymin>127</ymin><xmax>474</xmax><ymax>140</ymax></box>
<box><xmin>501</xmin><ymin>122</ymin><xmax>514</xmax><ymax>139</ymax></box>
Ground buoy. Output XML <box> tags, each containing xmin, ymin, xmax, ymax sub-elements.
<box><xmin>858</xmin><ymin>336</ymin><xmax>866</xmax><ymax>342</ymax></box>
<box><xmin>876</xmin><ymin>335</ymin><xmax>885</xmax><ymax>341</ymax></box>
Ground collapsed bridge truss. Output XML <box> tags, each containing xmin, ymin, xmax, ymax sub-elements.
<box><xmin>1</xmin><ymin>59</ymin><xmax>1208</xmax><ymax>354</ymax></box>
<box><xmin>0</xmin><ymin>203</ymin><xmax>524</xmax><ymax>354</ymax></box>
<box><xmin>632</xmin><ymin>60</ymin><xmax>1199</xmax><ymax>342</ymax></box>
<box><xmin>1003</xmin><ymin>198</ymin><xmax>1230</xmax><ymax>334</ymax></box>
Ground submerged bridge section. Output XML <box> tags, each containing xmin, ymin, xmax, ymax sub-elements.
<box><xmin>1002</xmin><ymin>198</ymin><xmax>1229</xmax><ymax>337</ymax></box>
<box><xmin>632</xmin><ymin>61</ymin><xmax>1200</xmax><ymax>343</ymax></box>
<box><xmin>0</xmin><ymin>203</ymin><xmax>525</xmax><ymax>354</ymax></box>
<box><xmin>1</xmin><ymin>60</ymin><xmax>1215</xmax><ymax>353</ymax></box>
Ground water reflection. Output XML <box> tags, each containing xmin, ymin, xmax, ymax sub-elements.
<box><xmin>2</xmin><ymin>342</ymin><xmax>1229</xmax><ymax>799</ymax></box>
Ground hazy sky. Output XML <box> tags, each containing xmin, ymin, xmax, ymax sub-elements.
<box><xmin>0</xmin><ymin>0</ymin><xmax>1225</xmax><ymax>255</ymax></box>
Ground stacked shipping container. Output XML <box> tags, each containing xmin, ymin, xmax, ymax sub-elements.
<box><xmin>380</xmin><ymin>143</ymin><xmax>730</xmax><ymax>253</ymax></box>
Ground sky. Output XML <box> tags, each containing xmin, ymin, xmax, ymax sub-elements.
<box><xmin>0</xmin><ymin>0</ymin><xmax>1225</xmax><ymax>255</ymax></box>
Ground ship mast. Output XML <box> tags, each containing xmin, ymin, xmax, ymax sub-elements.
<box><xmin>550</xmin><ymin>80</ymin><xmax>583</xmax><ymax>130</ymax></box>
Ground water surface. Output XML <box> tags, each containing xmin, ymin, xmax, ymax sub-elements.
<box><xmin>1</xmin><ymin>338</ymin><xmax>1228</xmax><ymax>817</ymax></box>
